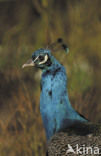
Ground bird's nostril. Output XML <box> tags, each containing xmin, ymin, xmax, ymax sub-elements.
<box><xmin>32</xmin><ymin>56</ymin><xmax>35</xmax><ymax>60</ymax></box>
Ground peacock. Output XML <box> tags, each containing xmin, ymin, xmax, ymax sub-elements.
<box><xmin>22</xmin><ymin>39</ymin><xmax>101</xmax><ymax>156</ymax></box>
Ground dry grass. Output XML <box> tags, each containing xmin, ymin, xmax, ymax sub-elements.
<box><xmin>0</xmin><ymin>0</ymin><xmax>101</xmax><ymax>155</ymax></box>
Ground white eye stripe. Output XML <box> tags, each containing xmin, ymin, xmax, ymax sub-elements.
<box><xmin>33</xmin><ymin>56</ymin><xmax>39</xmax><ymax>63</ymax></box>
<box><xmin>39</xmin><ymin>54</ymin><xmax>48</xmax><ymax>65</ymax></box>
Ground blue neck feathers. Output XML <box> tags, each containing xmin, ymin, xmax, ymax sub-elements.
<box><xmin>40</xmin><ymin>56</ymin><xmax>87</xmax><ymax>140</ymax></box>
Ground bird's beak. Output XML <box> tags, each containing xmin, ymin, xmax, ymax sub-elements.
<box><xmin>22</xmin><ymin>59</ymin><xmax>35</xmax><ymax>68</ymax></box>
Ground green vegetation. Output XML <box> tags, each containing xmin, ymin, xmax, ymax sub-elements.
<box><xmin>0</xmin><ymin>0</ymin><xmax>101</xmax><ymax>155</ymax></box>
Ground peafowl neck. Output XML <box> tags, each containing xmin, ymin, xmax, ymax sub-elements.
<box><xmin>40</xmin><ymin>56</ymin><xmax>87</xmax><ymax>140</ymax></box>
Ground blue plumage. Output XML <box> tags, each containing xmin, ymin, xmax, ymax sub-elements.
<box><xmin>22</xmin><ymin>47</ymin><xmax>87</xmax><ymax>140</ymax></box>
<box><xmin>39</xmin><ymin>50</ymin><xmax>87</xmax><ymax>140</ymax></box>
<box><xmin>22</xmin><ymin>44</ymin><xmax>101</xmax><ymax>156</ymax></box>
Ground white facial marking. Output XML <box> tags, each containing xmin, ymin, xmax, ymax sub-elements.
<box><xmin>39</xmin><ymin>54</ymin><xmax>48</xmax><ymax>65</ymax></box>
<box><xmin>33</xmin><ymin>56</ymin><xmax>39</xmax><ymax>63</ymax></box>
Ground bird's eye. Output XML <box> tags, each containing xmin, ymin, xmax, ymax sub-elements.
<box><xmin>39</xmin><ymin>55</ymin><xmax>44</xmax><ymax>61</ymax></box>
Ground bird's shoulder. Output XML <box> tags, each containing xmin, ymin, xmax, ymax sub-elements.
<box><xmin>61</xmin><ymin>121</ymin><xmax>101</xmax><ymax>136</ymax></box>
<box><xmin>47</xmin><ymin>122</ymin><xmax>101</xmax><ymax>156</ymax></box>
<box><xmin>47</xmin><ymin>132</ymin><xmax>101</xmax><ymax>156</ymax></box>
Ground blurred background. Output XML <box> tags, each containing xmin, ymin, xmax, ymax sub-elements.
<box><xmin>0</xmin><ymin>0</ymin><xmax>101</xmax><ymax>155</ymax></box>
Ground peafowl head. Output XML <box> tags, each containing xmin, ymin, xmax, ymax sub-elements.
<box><xmin>22</xmin><ymin>49</ymin><xmax>53</xmax><ymax>70</ymax></box>
<box><xmin>22</xmin><ymin>38</ymin><xmax>69</xmax><ymax>70</ymax></box>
